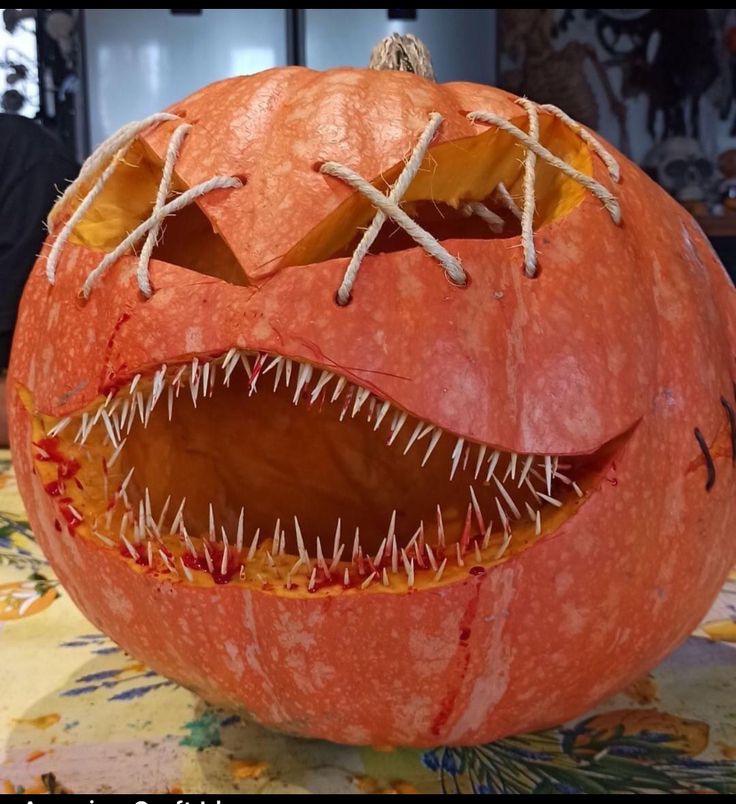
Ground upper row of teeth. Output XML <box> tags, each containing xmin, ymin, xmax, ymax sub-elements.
<box><xmin>46</xmin><ymin>349</ymin><xmax>578</xmax><ymax>491</ymax></box>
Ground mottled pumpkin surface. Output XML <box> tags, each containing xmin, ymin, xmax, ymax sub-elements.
<box><xmin>8</xmin><ymin>67</ymin><xmax>736</xmax><ymax>746</ymax></box>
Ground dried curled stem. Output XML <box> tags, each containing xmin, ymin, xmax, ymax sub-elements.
<box><xmin>368</xmin><ymin>33</ymin><xmax>435</xmax><ymax>81</ymax></box>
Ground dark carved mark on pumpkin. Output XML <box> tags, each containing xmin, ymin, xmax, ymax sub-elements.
<box><xmin>721</xmin><ymin>396</ymin><xmax>736</xmax><ymax>464</ymax></box>
<box><xmin>694</xmin><ymin>428</ymin><xmax>716</xmax><ymax>492</ymax></box>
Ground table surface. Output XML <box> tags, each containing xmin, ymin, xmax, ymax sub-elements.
<box><xmin>0</xmin><ymin>449</ymin><xmax>734</xmax><ymax>795</ymax></box>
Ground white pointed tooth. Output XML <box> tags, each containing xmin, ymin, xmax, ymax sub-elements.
<box><xmin>170</xmin><ymin>497</ymin><xmax>186</xmax><ymax>534</ymax></box>
<box><xmin>485</xmin><ymin>450</ymin><xmax>501</xmax><ymax>482</ymax></box>
<box><xmin>418</xmin><ymin>428</ymin><xmax>442</xmax><ymax>468</ymax></box>
<box><xmin>535</xmin><ymin>510</ymin><xmax>542</xmax><ymax>535</ymax></box>
<box><xmin>74</xmin><ymin>412</ymin><xmax>88</xmax><ymax>444</ymax></box>
<box><xmin>48</xmin><ymin>416</ymin><xmax>71</xmax><ymax>438</ymax></box>
<box><xmin>236</xmin><ymin>508</ymin><xmax>245</xmax><ymax>552</ymax></box>
<box><xmin>450</xmin><ymin>437</ymin><xmax>465</xmax><ymax>480</ymax></box>
<box><xmin>220</xmin><ymin>525</ymin><xmax>230</xmax><ymax>548</ymax></box>
<box><xmin>180</xmin><ymin>558</ymin><xmax>194</xmax><ymax>582</ymax></box>
<box><xmin>493</xmin><ymin>475</ymin><xmax>521</xmax><ymax>519</ymax></box>
<box><xmin>247</xmin><ymin>528</ymin><xmax>261</xmax><ymax>561</ymax></box>
<box><xmin>155</xmin><ymin>495</ymin><xmax>171</xmax><ymax>533</ymax></box>
<box><xmin>249</xmin><ymin>352</ymin><xmax>266</xmax><ymax>395</ymax></box>
<box><xmin>374</xmin><ymin>537</ymin><xmax>387</xmax><ymax>567</ymax></box>
<box><xmin>310</xmin><ymin>369</ymin><xmax>334</xmax><ymax>403</ymax></box>
<box><xmin>525</xmin><ymin>477</ymin><xmax>541</xmax><ymax>504</ymax></box>
<box><xmin>220</xmin><ymin>540</ymin><xmax>229</xmax><ymax>575</ymax></box>
<box><xmin>436</xmin><ymin>505</ymin><xmax>446</xmax><ymax>548</ymax></box>
<box><xmin>554</xmin><ymin>470</ymin><xmax>572</xmax><ymax>485</ymax></box>
<box><xmin>118</xmin><ymin>512</ymin><xmax>130</xmax><ymax>540</ymax></box>
<box><xmin>387</xmin><ymin>411</ymin><xmax>408</xmax><ymax>446</ymax></box>
<box><xmin>509</xmin><ymin>452</ymin><xmax>518</xmax><ymax>480</ymax></box>
<box><xmin>267</xmin><ymin>357</ymin><xmax>282</xmax><ymax>392</ymax></box>
<box><xmin>495</xmin><ymin>496</ymin><xmax>509</xmax><ymax>531</ymax></box>
<box><xmin>482</xmin><ymin>524</ymin><xmax>492</xmax><ymax>550</ymax></box>
<box><xmin>572</xmin><ymin>481</ymin><xmax>583</xmax><ymax>498</ymax></box>
<box><xmin>294</xmin><ymin>516</ymin><xmax>307</xmax><ymax>561</ymax></box>
<box><xmin>462</xmin><ymin>444</ymin><xmax>471</xmax><ymax>471</ymax></box>
<box><xmin>474</xmin><ymin>540</ymin><xmax>482</xmax><ymax>563</ymax></box>
<box><xmin>524</xmin><ymin>501</ymin><xmax>537</xmax><ymax>523</ymax></box>
<box><xmin>351</xmin><ymin>386</ymin><xmax>371</xmax><ymax>417</ymax></box>
<box><xmin>272</xmin><ymin>517</ymin><xmax>281</xmax><ymax>555</ymax></box>
<box><xmin>332</xmin><ymin>518</ymin><xmax>342</xmax><ymax>563</ymax></box>
<box><xmin>544</xmin><ymin>455</ymin><xmax>553</xmax><ymax>495</ymax></box>
<box><xmin>494</xmin><ymin>530</ymin><xmax>512</xmax><ymax>560</ymax></box>
<box><xmin>382</xmin><ymin>568</ymin><xmax>390</xmax><ymax>586</ymax></box>
<box><xmin>455</xmin><ymin>542</ymin><xmax>465</xmax><ymax>567</ymax></box>
<box><xmin>181</xmin><ymin>526</ymin><xmax>197</xmax><ymax>559</ymax></box>
<box><xmin>172</xmin><ymin>365</ymin><xmax>187</xmax><ymax>388</ymax></box>
<box><xmin>129</xmin><ymin>374</ymin><xmax>141</xmax><ymax>396</ymax></box>
<box><xmin>373</xmin><ymin>400</ymin><xmax>391</xmax><ymax>431</ymax></box>
<box><xmin>292</xmin><ymin>362</ymin><xmax>312</xmax><ymax>404</ymax></box>
<box><xmin>147</xmin><ymin>541</ymin><xmax>153</xmax><ymax>568</ymax></box>
<box><xmin>223</xmin><ymin>352</ymin><xmax>240</xmax><ymax>385</ymax></box>
<box><xmin>265</xmin><ymin>550</ymin><xmax>276</xmax><ymax>568</ymax></box>
<box><xmin>434</xmin><ymin>557</ymin><xmax>448</xmax><ymax>582</ymax></box>
<box><xmin>405</xmin><ymin>525</ymin><xmax>422</xmax><ymax>556</ymax></box>
<box><xmin>134</xmin><ymin>391</ymin><xmax>145</xmax><ymax>425</ymax></box>
<box><xmin>202</xmin><ymin>541</ymin><xmax>215</xmax><ymax>574</ymax></box>
<box><xmin>316</xmin><ymin>536</ymin><xmax>328</xmax><ymax>571</ymax></box>
<box><xmin>93</xmin><ymin>531</ymin><xmax>115</xmax><ymax>548</ymax></box>
<box><xmin>407</xmin><ymin>558</ymin><xmax>415</xmax><ymax>588</ymax></box>
<box><xmin>121</xmin><ymin>535</ymin><xmax>138</xmax><ymax>561</ymax></box>
<box><xmin>351</xmin><ymin>527</ymin><xmax>360</xmax><ymax>562</ymax></box>
<box><xmin>474</xmin><ymin>444</ymin><xmax>487</xmax><ymax>480</ymax></box>
<box><xmin>201</xmin><ymin>361</ymin><xmax>210</xmax><ymax>395</ymax></box>
<box><xmin>282</xmin><ymin>358</ymin><xmax>292</xmax><ymax>387</ymax></box>
<box><xmin>263</xmin><ymin>354</ymin><xmax>283</xmax><ymax>375</ymax></box>
<box><xmin>403</xmin><ymin>421</ymin><xmax>425</xmax><ymax>455</ymax></box>
<box><xmin>537</xmin><ymin>491</ymin><xmax>563</xmax><ymax>508</ymax></box>
<box><xmin>107</xmin><ymin>438</ymin><xmax>126</xmax><ymax>469</ymax></box>
<box><xmin>329</xmin><ymin>375</ymin><xmax>346</xmax><ymax>402</ymax></box>
<box><xmin>360</xmin><ymin>571</ymin><xmax>377</xmax><ymax>590</ymax></box>
<box><xmin>329</xmin><ymin>544</ymin><xmax>345</xmax><ymax>573</ymax></box>
<box><xmin>518</xmin><ymin>455</ymin><xmax>535</xmax><ymax>488</ymax></box>
<box><xmin>400</xmin><ymin>547</ymin><xmax>412</xmax><ymax>578</ymax></box>
<box><xmin>120</xmin><ymin>466</ymin><xmax>135</xmax><ymax>495</ymax></box>
<box><xmin>425</xmin><ymin>543</ymin><xmax>438</xmax><ymax>572</ymax></box>
<box><xmin>308</xmin><ymin>567</ymin><xmax>318</xmax><ymax>591</ymax></box>
<box><xmin>167</xmin><ymin>385</ymin><xmax>174</xmax><ymax>421</ymax></box>
<box><xmin>101</xmin><ymin>409</ymin><xmax>117</xmax><ymax>447</ymax></box>
<box><xmin>239</xmin><ymin>351</ymin><xmax>252</xmax><ymax>379</ymax></box>
<box><xmin>222</xmin><ymin>347</ymin><xmax>237</xmax><ymax>369</ymax></box>
<box><xmin>469</xmin><ymin>485</ymin><xmax>486</xmax><ymax>532</ymax></box>
<box><xmin>208</xmin><ymin>503</ymin><xmax>215</xmax><ymax>540</ymax></box>
<box><xmin>343</xmin><ymin>567</ymin><xmax>350</xmax><ymax>586</ymax></box>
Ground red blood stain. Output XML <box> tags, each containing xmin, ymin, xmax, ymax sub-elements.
<box><xmin>469</xmin><ymin>566</ymin><xmax>485</xmax><ymax>576</ymax></box>
<box><xmin>430</xmin><ymin>588</ymin><xmax>481</xmax><ymax>737</ymax></box>
<box><xmin>34</xmin><ymin>437</ymin><xmax>80</xmax><ymax>481</ymax></box>
<box><xmin>43</xmin><ymin>480</ymin><xmax>63</xmax><ymax>497</ymax></box>
<box><xmin>59</xmin><ymin>499</ymin><xmax>83</xmax><ymax>533</ymax></box>
<box><xmin>53</xmin><ymin>519</ymin><xmax>61</xmax><ymax>532</ymax></box>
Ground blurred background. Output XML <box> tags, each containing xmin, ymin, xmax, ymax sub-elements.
<box><xmin>4</xmin><ymin>8</ymin><xmax>736</xmax><ymax>276</ymax></box>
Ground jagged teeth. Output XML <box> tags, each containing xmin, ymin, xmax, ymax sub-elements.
<box><xmin>44</xmin><ymin>347</ymin><xmax>583</xmax><ymax>587</ymax></box>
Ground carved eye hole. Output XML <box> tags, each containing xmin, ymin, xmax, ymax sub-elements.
<box><xmin>66</xmin><ymin>138</ymin><xmax>247</xmax><ymax>287</ymax></box>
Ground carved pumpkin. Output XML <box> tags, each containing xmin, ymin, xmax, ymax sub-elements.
<box><xmin>7</xmin><ymin>37</ymin><xmax>736</xmax><ymax>747</ymax></box>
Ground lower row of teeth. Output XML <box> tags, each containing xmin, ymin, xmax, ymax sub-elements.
<box><xmin>40</xmin><ymin>349</ymin><xmax>584</xmax><ymax>590</ymax></box>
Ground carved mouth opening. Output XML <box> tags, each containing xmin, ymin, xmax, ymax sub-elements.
<box><xmin>29</xmin><ymin>349</ymin><xmax>621</xmax><ymax>594</ymax></box>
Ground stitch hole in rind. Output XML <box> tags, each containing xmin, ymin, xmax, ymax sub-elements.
<box><xmin>694</xmin><ymin>428</ymin><xmax>716</xmax><ymax>492</ymax></box>
<box><xmin>334</xmin><ymin>289</ymin><xmax>353</xmax><ymax>307</ymax></box>
<box><xmin>447</xmin><ymin>269</ymin><xmax>470</xmax><ymax>290</ymax></box>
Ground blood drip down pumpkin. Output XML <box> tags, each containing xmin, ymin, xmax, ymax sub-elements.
<box><xmin>7</xmin><ymin>36</ymin><xmax>736</xmax><ymax>747</ymax></box>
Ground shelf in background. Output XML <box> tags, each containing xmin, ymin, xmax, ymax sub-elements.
<box><xmin>694</xmin><ymin>213</ymin><xmax>736</xmax><ymax>239</ymax></box>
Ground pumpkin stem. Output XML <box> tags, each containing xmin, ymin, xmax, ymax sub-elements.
<box><xmin>368</xmin><ymin>33</ymin><xmax>435</xmax><ymax>81</ymax></box>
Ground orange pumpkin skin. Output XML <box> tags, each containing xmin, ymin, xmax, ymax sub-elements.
<box><xmin>8</xmin><ymin>68</ymin><xmax>736</xmax><ymax>747</ymax></box>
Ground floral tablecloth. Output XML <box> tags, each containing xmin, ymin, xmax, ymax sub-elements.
<box><xmin>0</xmin><ymin>448</ymin><xmax>735</xmax><ymax>795</ymax></box>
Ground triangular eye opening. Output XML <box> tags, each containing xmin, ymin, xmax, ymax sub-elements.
<box><xmin>149</xmin><ymin>200</ymin><xmax>247</xmax><ymax>286</ymax></box>
<box><xmin>66</xmin><ymin>138</ymin><xmax>248</xmax><ymax>287</ymax></box>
